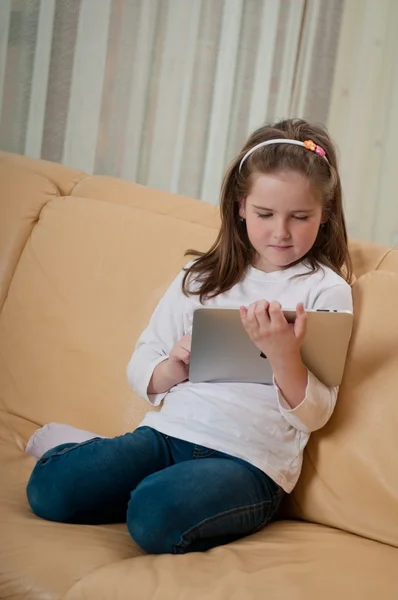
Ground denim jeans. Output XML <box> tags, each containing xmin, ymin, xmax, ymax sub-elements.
<box><xmin>26</xmin><ymin>426</ymin><xmax>283</xmax><ymax>554</ymax></box>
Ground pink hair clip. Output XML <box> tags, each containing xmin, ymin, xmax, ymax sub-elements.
<box><xmin>304</xmin><ymin>139</ymin><xmax>326</xmax><ymax>158</ymax></box>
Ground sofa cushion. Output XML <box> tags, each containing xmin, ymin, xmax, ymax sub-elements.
<box><xmin>0</xmin><ymin>196</ymin><xmax>216</xmax><ymax>436</ymax></box>
<box><xmin>1</xmin><ymin>416</ymin><xmax>395</xmax><ymax>600</ymax></box>
<box><xmin>0</xmin><ymin>423</ymin><xmax>141</xmax><ymax>600</ymax></box>
<box><xmin>348</xmin><ymin>238</ymin><xmax>398</xmax><ymax>277</ymax></box>
<box><xmin>0</xmin><ymin>162</ymin><xmax>59</xmax><ymax>311</ymax></box>
<box><xmin>289</xmin><ymin>270</ymin><xmax>398</xmax><ymax>547</ymax></box>
<box><xmin>62</xmin><ymin>521</ymin><xmax>397</xmax><ymax>600</ymax></box>
<box><xmin>0</xmin><ymin>151</ymin><xmax>86</xmax><ymax>196</ymax></box>
<box><xmin>72</xmin><ymin>174</ymin><xmax>220</xmax><ymax>228</ymax></box>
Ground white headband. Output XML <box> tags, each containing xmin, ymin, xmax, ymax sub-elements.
<box><xmin>238</xmin><ymin>138</ymin><xmax>329</xmax><ymax>171</ymax></box>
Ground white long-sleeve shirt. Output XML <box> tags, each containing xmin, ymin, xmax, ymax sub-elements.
<box><xmin>127</xmin><ymin>261</ymin><xmax>353</xmax><ymax>493</ymax></box>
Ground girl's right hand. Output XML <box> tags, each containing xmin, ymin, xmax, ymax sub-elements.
<box><xmin>167</xmin><ymin>334</ymin><xmax>192</xmax><ymax>381</ymax></box>
<box><xmin>169</xmin><ymin>333</ymin><xmax>192</xmax><ymax>364</ymax></box>
<box><xmin>147</xmin><ymin>334</ymin><xmax>192</xmax><ymax>395</ymax></box>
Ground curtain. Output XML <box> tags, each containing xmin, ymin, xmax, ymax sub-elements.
<box><xmin>327</xmin><ymin>0</ymin><xmax>398</xmax><ymax>246</ymax></box>
<box><xmin>0</xmin><ymin>0</ymin><xmax>342</xmax><ymax>206</ymax></box>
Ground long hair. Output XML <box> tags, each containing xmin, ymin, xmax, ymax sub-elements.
<box><xmin>182</xmin><ymin>118</ymin><xmax>352</xmax><ymax>302</ymax></box>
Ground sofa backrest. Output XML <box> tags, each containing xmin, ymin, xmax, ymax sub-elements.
<box><xmin>0</xmin><ymin>154</ymin><xmax>217</xmax><ymax>437</ymax></box>
<box><xmin>1</xmin><ymin>152</ymin><xmax>398</xmax><ymax>548</ymax></box>
<box><xmin>288</xmin><ymin>269</ymin><xmax>398</xmax><ymax>548</ymax></box>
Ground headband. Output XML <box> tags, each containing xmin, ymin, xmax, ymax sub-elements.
<box><xmin>238</xmin><ymin>138</ymin><xmax>329</xmax><ymax>171</ymax></box>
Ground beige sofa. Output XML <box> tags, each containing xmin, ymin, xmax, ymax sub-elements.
<box><xmin>1</xmin><ymin>151</ymin><xmax>398</xmax><ymax>600</ymax></box>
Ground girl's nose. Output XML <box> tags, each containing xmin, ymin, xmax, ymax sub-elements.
<box><xmin>274</xmin><ymin>221</ymin><xmax>291</xmax><ymax>240</ymax></box>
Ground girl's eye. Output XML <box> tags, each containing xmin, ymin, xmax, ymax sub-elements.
<box><xmin>256</xmin><ymin>213</ymin><xmax>309</xmax><ymax>220</ymax></box>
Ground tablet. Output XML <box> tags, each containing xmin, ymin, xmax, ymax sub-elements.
<box><xmin>189</xmin><ymin>307</ymin><xmax>353</xmax><ymax>387</ymax></box>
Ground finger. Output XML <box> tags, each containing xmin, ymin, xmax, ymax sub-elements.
<box><xmin>171</xmin><ymin>345</ymin><xmax>190</xmax><ymax>364</ymax></box>
<box><xmin>254</xmin><ymin>300</ymin><xmax>270</xmax><ymax>329</ymax></box>
<box><xmin>294</xmin><ymin>303</ymin><xmax>307</xmax><ymax>340</ymax></box>
<box><xmin>246</xmin><ymin>302</ymin><xmax>257</xmax><ymax>323</ymax></box>
<box><xmin>179</xmin><ymin>348</ymin><xmax>191</xmax><ymax>365</ymax></box>
<box><xmin>239</xmin><ymin>306</ymin><xmax>249</xmax><ymax>329</ymax></box>
<box><xmin>180</xmin><ymin>338</ymin><xmax>192</xmax><ymax>352</ymax></box>
<box><xmin>268</xmin><ymin>301</ymin><xmax>285</xmax><ymax>326</ymax></box>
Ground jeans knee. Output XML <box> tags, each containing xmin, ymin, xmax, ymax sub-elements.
<box><xmin>26</xmin><ymin>465</ymin><xmax>72</xmax><ymax>523</ymax></box>
<box><xmin>126</xmin><ymin>483</ymin><xmax>177</xmax><ymax>554</ymax></box>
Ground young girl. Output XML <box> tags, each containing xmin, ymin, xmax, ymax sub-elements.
<box><xmin>26</xmin><ymin>118</ymin><xmax>353</xmax><ymax>555</ymax></box>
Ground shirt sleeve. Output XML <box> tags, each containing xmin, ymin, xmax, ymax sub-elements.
<box><xmin>126</xmin><ymin>268</ymin><xmax>188</xmax><ymax>406</ymax></box>
<box><xmin>275</xmin><ymin>280</ymin><xmax>353</xmax><ymax>433</ymax></box>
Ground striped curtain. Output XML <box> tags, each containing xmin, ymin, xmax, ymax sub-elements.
<box><xmin>328</xmin><ymin>0</ymin><xmax>398</xmax><ymax>246</ymax></box>
<box><xmin>0</xmin><ymin>0</ymin><xmax>343</xmax><ymax>204</ymax></box>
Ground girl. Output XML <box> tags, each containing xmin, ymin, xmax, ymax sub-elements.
<box><xmin>26</xmin><ymin>118</ymin><xmax>353</xmax><ymax>555</ymax></box>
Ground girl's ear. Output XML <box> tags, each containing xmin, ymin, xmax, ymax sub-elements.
<box><xmin>321</xmin><ymin>209</ymin><xmax>328</xmax><ymax>225</ymax></box>
<box><xmin>239</xmin><ymin>200</ymin><xmax>246</xmax><ymax>219</ymax></box>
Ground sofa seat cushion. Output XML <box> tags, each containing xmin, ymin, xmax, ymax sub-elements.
<box><xmin>1</xmin><ymin>413</ymin><xmax>396</xmax><ymax>600</ymax></box>
<box><xmin>0</xmin><ymin>416</ymin><xmax>142</xmax><ymax>600</ymax></box>
<box><xmin>64</xmin><ymin>521</ymin><xmax>397</xmax><ymax>600</ymax></box>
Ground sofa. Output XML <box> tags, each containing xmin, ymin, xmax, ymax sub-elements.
<box><xmin>1</xmin><ymin>151</ymin><xmax>398</xmax><ymax>600</ymax></box>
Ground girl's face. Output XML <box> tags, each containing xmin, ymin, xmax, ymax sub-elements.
<box><xmin>239</xmin><ymin>170</ymin><xmax>324</xmax><ymax>273</ymax></box>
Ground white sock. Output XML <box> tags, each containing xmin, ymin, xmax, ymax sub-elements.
<box><xmin>25</xmin><ymin>422</ymin><xmax>106</xmax><ymax>459</ymax></box>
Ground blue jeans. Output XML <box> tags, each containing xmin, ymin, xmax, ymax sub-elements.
<box><xmin>26</xmin><ymin>426</ymin><xmax>283</xmax><ymax>554</ymax></box>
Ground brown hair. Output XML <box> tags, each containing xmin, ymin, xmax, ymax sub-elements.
<box><xmin>182</xmin><ymin>118</ymin><xmax>352</xmax><ymax>302</ymax></box>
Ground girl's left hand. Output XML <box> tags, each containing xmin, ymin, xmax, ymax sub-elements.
<box><xmin>240</xmin><ymin>301</ymin><xmax>307</xmax><ymax>366</ymax></box>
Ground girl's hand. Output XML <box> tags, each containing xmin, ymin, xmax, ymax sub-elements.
<box><xmin>148</xmin><ymin>334</ymin><xmax>192</xmax><ymax>395</ymax></box>
<box><xmin>169</xmin><ymin>334</ymin><xmax>192</xmax><ymax>364</ymax></box>
<box><xmin>166</xmin><ymin>334</ymin><xmax>192</xmax><ymax>381</ymax></box>
<box><xmin>239</xmin><ymin>301</ymin><xmax>307</xmax><ymax>367</ymax></box>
